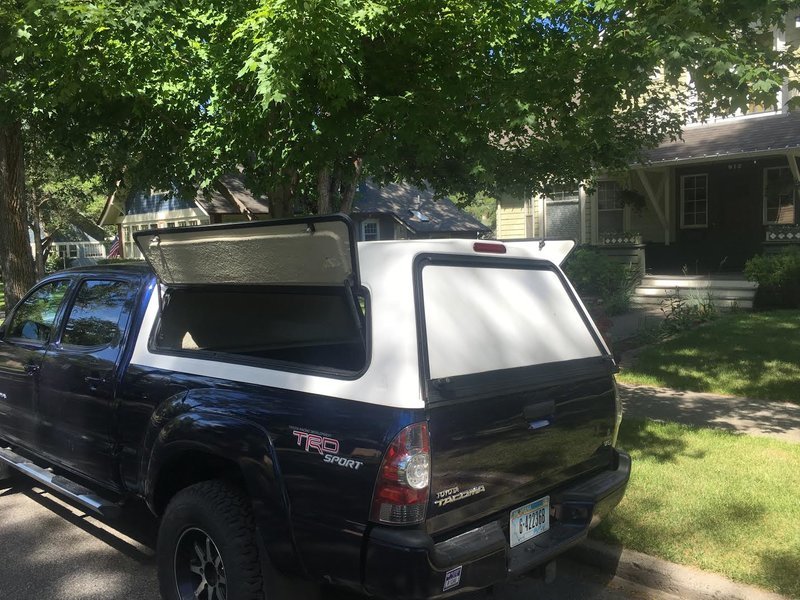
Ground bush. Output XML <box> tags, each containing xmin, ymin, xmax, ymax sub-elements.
<box><xmin>563</xmin><ymin>247</ymin><xmax>641</xmax><ymax>315</ymax></box>
<box><xmin>660</xmin><ymin>288</ymin><xmax>717</xmax><ymax>334</ymax></box>
<box><xmin>744</xmin><ymin>248</ymin><xmax>800</xmax><ymax>309</ymax></box>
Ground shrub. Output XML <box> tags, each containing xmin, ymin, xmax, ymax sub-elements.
<box><xmin>744</xmin><ymin>248</ymin><xmax>800</xmax><ymax>309</ymax></box>
<box><xmin>563</xmin><ymin>247</ymin><xmax>641</xmax><ymax>315</ymax></box>
<box><xmin>660</xmin><ymin>288</ymin><xmax>717</xmax><ymax>335</ymax></box>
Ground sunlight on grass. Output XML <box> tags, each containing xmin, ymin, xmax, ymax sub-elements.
<box><xmin>593</xmin><ymin>419</ymin><xmax>800</xmax><ymax>597</ymax></box>
<box><xmin>619</xmin><ymin>311</ymin><xmax>800</xmax><ymax>403</ymax></box>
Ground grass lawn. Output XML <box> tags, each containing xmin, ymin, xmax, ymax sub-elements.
<box><xmin>618</xmin><ymin>310</ymin><xmax>800</xmax><ymax>403</ymax></box>
<box><xmin>592</xmin><ymin>419</ymin><xmax>800</xmax><ymax>598</ymax></box>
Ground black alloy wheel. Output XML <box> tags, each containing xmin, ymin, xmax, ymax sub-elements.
<box><xmin>174</xmin><ymin>527</ymin><xmax>228</xmax><ymax>600</ymax></box>
<box><xmin>157</xmin><ymin>480</ymin><xmax>264</xmax><ymax>600</ymax></box>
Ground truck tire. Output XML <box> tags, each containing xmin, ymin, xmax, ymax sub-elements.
<box><xmin>157</xmin><ymin>480</ymin><xmax>264</xmax><ymax>600</ymax></box>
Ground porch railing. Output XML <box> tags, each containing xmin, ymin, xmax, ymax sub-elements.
<box><xmin>765</xmin><ymin>225</ymin><xmax>800</xmax><ymax>243</ymax></box>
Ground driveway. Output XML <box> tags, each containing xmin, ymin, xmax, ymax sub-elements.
<box><xmin>0</xmin><ymin>474</ymin><xmax>668</xmax><ymax>600</ymax></box>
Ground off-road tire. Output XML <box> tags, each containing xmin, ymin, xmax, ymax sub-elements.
<box><xmin>157</xmin><ymin>480</ymin><xmax>264</xmax><ymax>600</ymax></box>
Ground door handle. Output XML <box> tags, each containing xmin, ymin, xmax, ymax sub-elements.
<box><xmin>84</xmin><ymin>376</ymin><xmax>107</xmax><ymax>387</ymax></box>
<box><xmin>24</xmin><ymin>364</ymin><xmax>40</xmax><ymax>376</ymax></box>
<box><xmin>523</xmin><ymin>401</ymin><xmax>555</xmax><ymax>420</ymax></box>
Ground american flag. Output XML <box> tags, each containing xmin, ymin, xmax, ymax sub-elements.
<box><xmin>108</xmin><ymin>236</ymin><xmax>121</xmax><ymax>258</ymax></box>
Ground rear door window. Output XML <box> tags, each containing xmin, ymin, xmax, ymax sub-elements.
<box><xmin>419</xmin><ymin>259</ymin><xmax>603</xmax><ymax>380</ymax></box>
<box><xmin>61</xmin><ymin>280</ymin><xmax>135</xmax><ymax>348</ymax></box>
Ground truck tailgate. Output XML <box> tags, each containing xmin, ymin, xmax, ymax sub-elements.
<box><xmin>425</xmin><ymin>359</ymin><xmax>616</xmax><ymax>534</ymax></box>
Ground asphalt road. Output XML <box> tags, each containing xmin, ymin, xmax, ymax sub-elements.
<box><xmin>0</xmin><ymin>474</ymin><xmax>672</xmax><ymax>600</ymax></box>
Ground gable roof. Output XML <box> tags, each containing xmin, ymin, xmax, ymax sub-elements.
<box><xmin>29</xmin><ymin>213</ymin><xmax>108</xmax><ymax>244</ymax></box>
<box><xmin>644</xmin><ymin>112</ymin><xmax>800</xmax><ymax>165</ymax></box>
<box><xmin>193</xmin><ymin>173</ymin><xmax>270</xmax><ymax>215</ymax></box>
<box><xmin>353</xmin><ymin>180</ymin><xmax>491</xmax><ymax>235</ymax></box>
<box><xmin>98</xmin><ymin>173</ymin><xmax>269</xmax><ymax>226</ymax></box>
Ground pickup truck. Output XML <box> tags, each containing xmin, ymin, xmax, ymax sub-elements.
<box><xmin>0</xmin><ymin>215</ymin><xmax>630</xmax><ymax>600</ymax></box>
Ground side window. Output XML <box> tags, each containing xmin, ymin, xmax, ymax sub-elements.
<box><xmin>6</xmin><ymin>280</ymin><xmax>71</xmax><ymax>343</ymax></box>
<box><xmin>62</xmin><ymin>280</ymin><xmax>134</xmax><ymax>348</ymax></box>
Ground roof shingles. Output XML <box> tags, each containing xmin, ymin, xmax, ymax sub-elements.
<box><xmin>644</xmin><ymin>112</ymin><xmax>800</xmax><ymax>164</ymax></box>
<box><xmin>353</xmin><ymin>180</ymin><xmax>490</xmax><ymax>234</ymax></box>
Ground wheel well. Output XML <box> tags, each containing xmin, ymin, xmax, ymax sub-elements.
<box><xmin>152</xmin><ymin>451</ymin><xmax>244</xmax><ymax>515</ymax></box>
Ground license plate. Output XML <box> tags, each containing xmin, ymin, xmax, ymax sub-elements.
<box><xmin>509</xmin><ymin>496</ymin><xmax>550</xmax><ymax>548</ymax></box>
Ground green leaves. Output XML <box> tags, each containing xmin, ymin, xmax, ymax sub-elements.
<box><xmin>1</xmin><ymin>0</ymin><xmax>797</xmax><ymax>209</ymax></box>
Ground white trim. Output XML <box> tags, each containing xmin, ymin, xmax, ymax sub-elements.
<box><xmin>120</xmin><ymin>207</ymin><xmax>207</xmax><ymax>225</ymax></box>
<box><xmin>643</xmin><ymin>147</ymin><xmax>800</xmax><ymax>168</ymax></box>
<box><xmin>680</xmin><ymin>173</ymin><xmax>709</xmax><ymax>229</ymax></box>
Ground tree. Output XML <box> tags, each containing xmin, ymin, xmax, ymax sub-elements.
<box><xmin>1</xmin><ymin>0</ymin><xmax>798</xmax><ymax>304</ymax></box>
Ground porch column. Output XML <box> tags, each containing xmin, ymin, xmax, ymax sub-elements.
<box><xmin>635</xmin><ymin>168</ymin><xmax>669</xmax><ymax>245</ymax></box>
<box><xmin>663</xmin><ymin>171</ymin><xmax>670</xmax><ymax>246</ymax></box>
<box><xmin>787</xmin><ymin>151</ymin><xmax>800</xmax><ymax>184</ymax></box>
<box><xmin>539</xmin><ymin>192</ymin><xmax>546</xmax><ymax>238</ymax></box>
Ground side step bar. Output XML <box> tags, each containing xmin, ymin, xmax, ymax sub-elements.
<box><xmin>0</xmin><ymin>447</ymin><xmax>120</xmax><ymax>519</ymax></box>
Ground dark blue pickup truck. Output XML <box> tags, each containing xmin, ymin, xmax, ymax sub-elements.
<box><xmin>0</xmin><ymin>215</ymin><xmax>629</xmax><ymax>600</ymax></box>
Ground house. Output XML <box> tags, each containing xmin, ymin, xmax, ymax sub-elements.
<box><xmin>29</xmin><ymin>214</ymin><xmax>109</xmax><ymax>267</ymax></box>
<box><xmin>98</xmin><ymin>173</ymin><xmax>270</xmax><ymax>259</ymax></box>
<box><xmin>497</xmin><ymin>12</ymin><xmax>800</xmax><ymax>275</ymax></box>
<box><xmin>351</xmin><ymin>180</ymin><xmax>491</xmax><ymax>241</ymax></box>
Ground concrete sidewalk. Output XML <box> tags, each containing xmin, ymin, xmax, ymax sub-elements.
<box><xmin>617</xmin><ymin>383</ymin><xmax>800</xmax><ymax>443</ymax></box>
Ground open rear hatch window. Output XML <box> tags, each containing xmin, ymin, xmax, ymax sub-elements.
<box><xmin>415</xmin><ymin>255</ymin><xmax>617</xmax><ymax>535</ymax></box>
<box><xmin>134</xmin><ymin>214</ymin><xmax>358</xmax><ymax>287</ymax></box>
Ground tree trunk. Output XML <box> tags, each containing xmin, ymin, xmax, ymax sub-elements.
<box><xmin>0</xmin><ymin>120</ymin><xmax>35</xmax><ymax>309</ymax></box>
<box><xmin>317</xmin><ymin>167</ymin><xmax>332</xmax><ymax>214</ymax></box>
<box><xmin>268</xmin><ymin>170</ymin><xmax>299</xmax><ymax>219</ymax></box>
<box><xmin>339</xmin><ymin>158</ymin><xmax>363</xmax><ymax>215</ymax></box>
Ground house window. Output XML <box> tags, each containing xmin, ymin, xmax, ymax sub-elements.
<box><xmin>362</xmin><ymin>219</ymin><xmax>379</xmax><ymax>241</ymax></box>
<box><xmin>764</xmin><ymin>167</ymin><xmax>796</xmax><ymax>225</ymax></box>
<box><xmin>68</xmin><ymin>244</ymin><xmax>78</xmax><ymax>258</ymax></box>
<box><xmin>597</xmin><ymin>181</ymin><xmax>623</xmax><ymax>234</ymax></box>
<box><xmin>545</xmin><ymin>186</ymin><xmax>580</xmax><ymax>203</ymax></box>
<box><xmin>681</xmin><ymin>174</ymin><xmax>709</xmax><ymax>228</ymax></box>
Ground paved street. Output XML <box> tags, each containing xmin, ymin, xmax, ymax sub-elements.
<box><xmin>0</xmin><ymin>474</ymin><xmax>670</xmax><ymax>600</ymax></box>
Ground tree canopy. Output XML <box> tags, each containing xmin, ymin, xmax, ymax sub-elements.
<box><xmin>1</xmin><ymin>0</ymin><xmax>798</xmax><ymax>303</ymax></box>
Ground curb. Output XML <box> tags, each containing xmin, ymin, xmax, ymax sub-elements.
<box><xmin>567</xmin><ymin>539</ymin><xmax>792</xmax><ymax>600</ymax></box>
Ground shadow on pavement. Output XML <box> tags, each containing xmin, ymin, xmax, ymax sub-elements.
<box><xmin>618</xmin><ymin>384</ymin><xmax>800</xmax><ymax>441</ymax></box>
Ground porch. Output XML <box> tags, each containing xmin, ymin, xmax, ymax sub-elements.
<box><xmin>614</xmin><ymin>112</ymin><xmax>800</xmax><ymax>275</ymax></box>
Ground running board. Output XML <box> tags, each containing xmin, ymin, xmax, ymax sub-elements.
<box><xmin>0</xmin><ymin>447</ymin><xmax>120</xmax><ymax>519</ymax></box>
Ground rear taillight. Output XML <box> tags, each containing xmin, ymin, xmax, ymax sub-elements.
<box><xmin>370</xmin><ymin>422</ymin><xmax>431</xmax><ymax>525</ymax></box>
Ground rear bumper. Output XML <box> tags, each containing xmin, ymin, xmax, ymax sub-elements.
<box><xmin>363</xmin><ymin>450</ymin><xmax>631</xmax><ymax>599</ymax></box>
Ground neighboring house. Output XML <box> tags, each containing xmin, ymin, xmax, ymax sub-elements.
<box><xmin>352</xmin><ymin>180</ymin><xmax>491</xmax><ymax>241</ymax></box>
<box><xmin>497</xmin><ymin>12</ymin><xmax>800</xmax><ymax>274</ymax></box>
<box><xmin>98</xmin><ymin>173</ymin><xmax>269</xmax><ymax>259</ymax></box>
<box><xmin>29</xmin><ymin>215</ymin><xmax>108</xmax><ymax>266</ymax></box>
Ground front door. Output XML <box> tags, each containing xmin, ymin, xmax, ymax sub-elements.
<box><xmin>0</xmin><ymin>279</ymin><xmax>72</xmax><ymax>447</ymax></box>
<box><xmin>37</xmin><ymin>278</ymin><xmax>137</xmax><ymax>488</ymax></box>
